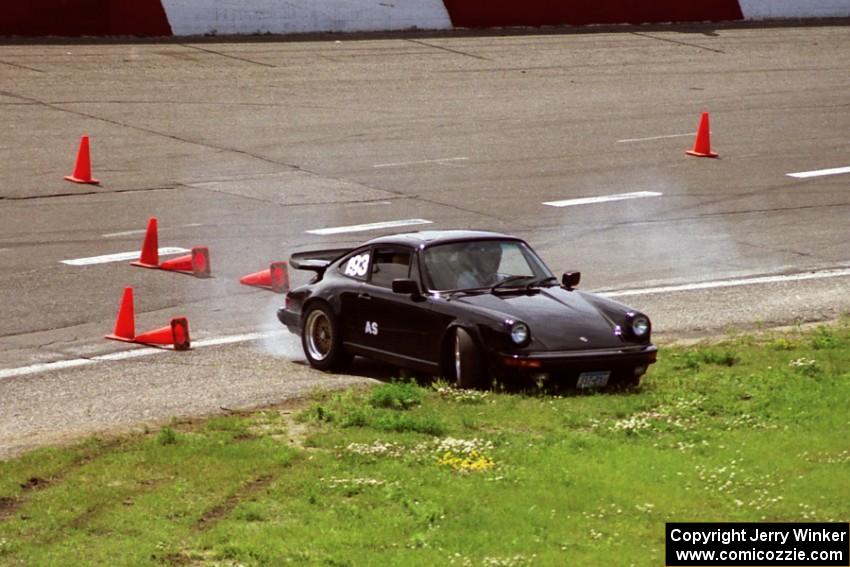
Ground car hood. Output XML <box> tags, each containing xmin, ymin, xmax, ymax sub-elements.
<box><xmin>450</xmin><ymin>288</ymin><xmax>628</xmax><ymax>350</ymax></box>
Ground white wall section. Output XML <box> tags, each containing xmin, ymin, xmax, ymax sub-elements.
<box><xmin>161</xmin><ymin>0</ymin><xmax>452</xmax><ymax>36</ymax></box>
<box><xmin>739</xmin><ymin>0</ymin><xmax>850</xmax><ymax>19</ymax></box>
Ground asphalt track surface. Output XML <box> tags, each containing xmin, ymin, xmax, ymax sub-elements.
<box><xmin>1</xmin><ymin>24</ymin><xmax>849</xmax><ymax>457</ymax></box>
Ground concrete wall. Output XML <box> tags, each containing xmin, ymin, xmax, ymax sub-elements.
<box><xmin>739</xmin><ymin>0</ymin><xmax>850</xmax><ymax>19</ymax></box>
<box><xmin>161</xmin><ymin>0</ymin><xmax>452</xmax><ymax>36</ymax></box>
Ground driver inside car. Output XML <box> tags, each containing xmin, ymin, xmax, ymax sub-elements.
<box><xmin>455</xmin><ymin>241</ymin><xmax>503</xmax><ymax>289</ymax></box>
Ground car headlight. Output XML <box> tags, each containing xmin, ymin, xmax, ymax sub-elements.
<box><xmin>510</xmin><ymin>322</ymin><xmax>530</xmax><ymax>345</ymax></box>
<box><xmin>630</xmin><ymin>314</ymin><xmax>650</xmax><ymax>338</ymax></box>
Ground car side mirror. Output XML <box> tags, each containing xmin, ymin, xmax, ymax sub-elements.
<box><xmin>562</xmin><ymin>271</ymin><xmax>581</xmax><ymax>289</ymax></box>
<box><xmin>392</xmin><ymin>278</ymin><xmax>421</xmax><ymax>296</ymax></box>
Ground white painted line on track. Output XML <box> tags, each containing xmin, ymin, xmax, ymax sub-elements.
<box><xmin>0</xmin><ymin>330</ymin><xmax>287</xmax><ymax>381</ymax></box>
<box><xmin>61</xmin><ymin>247</ymin><xmax>189</xmax><ymax>266</ymax></box>
<box><xmin>373</xmin><ymin>157</ymin><xmax>468</xmax><ymax>168</ymax></box>
<box><xmin>786</xmin><ymin>166</ymin><xmax>850</xmax><ymax>179</ymax></box>
<box><xmin>307</xmin><ymin>219</ymin><xmax>433</xmax><ymax>236</ymax></box>
<box><xmin>600</xmin><ymin>266</ymin><xmax>850</xmax><ymax>298</ymax></box>
<box><xmin>617</xmin><ymin>132</ymin><xmax>695</xmax><ymax>143</ymax></box>
<box><xmin>102</xmin><ymin>224</ymin><xmax>202</xmax><ymax>238</ymax></box>
<box><xmin>0</xmin><ymin>358</ymin><xmax>96</xmax><ymax>379</ymax></box>
<box><xmin>543</xmin><ymin>191</ymin><xmax>662</xmax><ymax>208</ymax></box>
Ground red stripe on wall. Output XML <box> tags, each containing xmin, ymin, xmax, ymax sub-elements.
<box><xmin>443</xmin><ymin>1</ymin><xmax>744</xmax><ymax>28</ymax></box>
<box><xmin>2</xmin><ymin>1</ymin><xmax>172</xmax><ymax>37</ymax></box>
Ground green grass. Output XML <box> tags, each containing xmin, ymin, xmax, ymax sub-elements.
<box><xmin>1</xmin><ymin>322</ymin><xmax>849</xmax><ymax>566</ymax></box>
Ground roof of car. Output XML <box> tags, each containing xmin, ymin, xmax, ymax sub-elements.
<box><xmin>365</xmin><ymin>230</ymin><xmax>521</xmax><ymax>248</ymax></box>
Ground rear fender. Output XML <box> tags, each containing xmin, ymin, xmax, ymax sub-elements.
<box><xmin>300</xmin><ymin>295</ymin><xmax>339</xmax><ymax>325</ymax></box>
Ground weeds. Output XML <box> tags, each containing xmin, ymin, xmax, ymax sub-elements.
<box><xmin>788</xmin><ymin>357</ymin><xmax>822</xmax><ymax>377</ymax></box>
<box><xmin>768</xmin><ymin>337</ymin><xmax>797</xmax><ymax>351</ymax></box>
<box><xmin>368</xmin><ymin>382</ymin><xmax>423</xmax><ymax>410</ymax></box>
<box><xmin>433</xmin><ymin>380</ymin><xmax>490</xmax><ymax>404</ymax></box>
<box><xmin>299</xmin><ymin>384</ymin><xmax>446</xmax><ymax>435</ymax></box>
<box><xmin>672</xmin><ymin>348</ymin><xmax>740</xmax><ymax>370</ymax></box>
<box><xmin>156</xmin><ymin>426</ymin><xmax>178</xmax><ymax>446</ymax></box>
<box><xmin>810</xmin><ymin>325</ymin><xmax>840</xmax><ymax>349</ymax></box>
<box><xmin>371</xmin><ymin>412</ymin><xmax>446</xmax><ymax>436</ymax></box>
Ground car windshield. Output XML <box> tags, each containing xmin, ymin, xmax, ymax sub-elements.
<box><xmin>421</xmin><ymin>239</ymin><xmax>553</xmax><ymax>291</ymax></box>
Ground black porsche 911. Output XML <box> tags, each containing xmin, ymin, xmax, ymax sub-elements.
<box><xmin>277</xmin><ymin>230</ymin><xmax>657</xmax><ymax>389</ymax></box>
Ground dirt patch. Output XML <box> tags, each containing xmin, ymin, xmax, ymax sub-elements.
<box><xmin>0</xmin><ymin>476</ymin><xmax>53</xmax><ymax>521</ymax></box>
<box><xmin>162</xmin><ymin>552</ymin><xmax>194</xmax><ymax>566</ymax></box>
<box><xmin>20</xmin><ymin>476</ymin><xmax>49</xmax><ymax>491</ymax></box>
<box><xmin>0</xmin><ymin>496</ymin><xmax>19</xmax><ymax>520</ymax></box>
<box><xmin>278</xmin><ymin>410</ymin><xmax>311</xmax><ymax>449</ymax></box>
<box><xmin>194</xmin><ymin>474</ymin><xmax>276</xmax><ymax>532</ymax></box>
<box><xmin>68</xmin><ymin>504</ymin><xmax>102</xmax><ymax>530</ymax></box>
<box><xmin>231</xmin><ymin>431</ymin><xmax>259</xmax><ymax>442</ymax></box>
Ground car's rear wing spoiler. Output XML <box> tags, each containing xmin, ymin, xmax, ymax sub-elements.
<box><xmin>289</xmin><ymin>248</ymin><xmax>352</xmax><ymax>274</ymax></box>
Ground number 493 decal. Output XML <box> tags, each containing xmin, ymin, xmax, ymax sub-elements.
<box><xmin>344</xmin><ymin>253</ymin><xmax>370</xmax><ymax>278</ymax></box>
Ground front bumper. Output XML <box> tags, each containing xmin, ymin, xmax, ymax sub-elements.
<box><xmin>494</xmin><ymin>344</ymin><xmax>658</xmax><ymax>383</ymax></box>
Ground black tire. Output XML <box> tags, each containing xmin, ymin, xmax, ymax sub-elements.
<box><xmin>610</xmin><ymin>372</ymin><xmax>641</xmax><ymax>392</ymax></box>
<box><xmin>621</xmin><ymin>374</ymin><xmax>642</xmax><ymax>390</ymax></box>
<box><xmin>301</xmin><ymin>303</ymin><xmax>351</xmax><ymax>371</ymax></box>
<box><xmin>452</xmin><ymin>328</ymin><xmax>486</xmax><ymax>389</ymax></box>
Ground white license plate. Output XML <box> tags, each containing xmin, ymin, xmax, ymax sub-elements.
<box><xmin>577</xmin><ymin>371</ymin><xmax>610</xmax><ymax>389</ymax></box>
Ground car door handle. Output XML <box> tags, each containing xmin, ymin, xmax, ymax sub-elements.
<box><xmin>358</xmin><ymin>293</ymin><xmax>372</xmax><ymax>300</ymax></box>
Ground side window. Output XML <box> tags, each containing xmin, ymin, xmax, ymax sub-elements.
<box><xmin>370</xmin><ymin>248</ymin><xmax>411</xmax><ymax>288</ymax></box>
<box><xmin>339</xmin><ymin>250</ymin><xmax>371</xmax><ymax>280</ymax></box>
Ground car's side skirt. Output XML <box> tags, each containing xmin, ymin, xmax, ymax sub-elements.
<box><xmin>344</xmin><ymin>342</ymin><xmax>441</xmax><ymax>375</ymax></box>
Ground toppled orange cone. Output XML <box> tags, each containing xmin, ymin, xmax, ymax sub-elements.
<box><xmin>686</xmin><ymin>112</ymin><xmax>718</xmax><ymax>158</ymax></box>
<box><xmin>159</xmin><ymin>246</ymin><xmax>211</xmax><ymax>278</ymax></box>
<box><xmin>131</xmin><ymin>217</ymin><xmax>211</xmax><ymax>278</ymax></box>
<box><xmin>240</xmin><ymin>262</ymin><xmax>290</xmax><ymax>293</ymax></box>
<box><xmin>105</xmin><ymin>287</ymin><xmax>191</xmax><ymax>350</ymax></box>
<box><xmin>134</xmin><ymin>317</ymin><xmax>191</xmax><ymax>351</ymax></box>
<box><xmin>65</xmin><ymin>135</ymin><xmax>100</xmax><ymax>184</ymax></box>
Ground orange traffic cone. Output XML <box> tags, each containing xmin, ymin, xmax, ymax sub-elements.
<box><xmin>131</xmin><ymin>217</ymin><xmax>160</xmax><ymax>269</ymax></box>
<box><xmin>105</xmin><ymin>287</ymin><xmax>135</xmax><ymax>342</ymax></box>
<box><xmin>159</xmin><ymin>246</ymin><xmax>211</xmax><ymax>278</ymax></box>
<box><xmin>240</xmin><ymin>262</ymin><xmax>290</xmax><ymax>293</ymax></box>
<box><xmin>105</xmin><ymin>288</ymin><xmax>191</xmax><ymax>350</ymax></box>
<box><xmin>686</xmin><ymin>112</ymin><xmax>718</xmax><ymax>158</ymax></box>
<box><xmin>130</xmin><ymin>218</ymin><xmax>210</xmax><ymax>278</ymax></box>
<box><xmin>64</xmin><ymin>135</ymin><xmax>101</xmax><ymax>184</ymax></box>
<box><xmin>134</xmin><ymin>317</ymin><xmax>191</xmax><ymax>351</ymax></box>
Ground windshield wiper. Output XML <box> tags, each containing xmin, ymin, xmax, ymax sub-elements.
<box><xmin>525</xmin><ymin>276</ymin><xmax>558</xmax><ymax>289</ymax></box>
<box><xmin>491</xmin><ymin>275</ymin><xmax>534</xmax><ymax>292</ymax></box>
<box><xmin>443</xmin><ymin>288</ymin><xmax>487</xmax><ymax>300</ymax></box>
